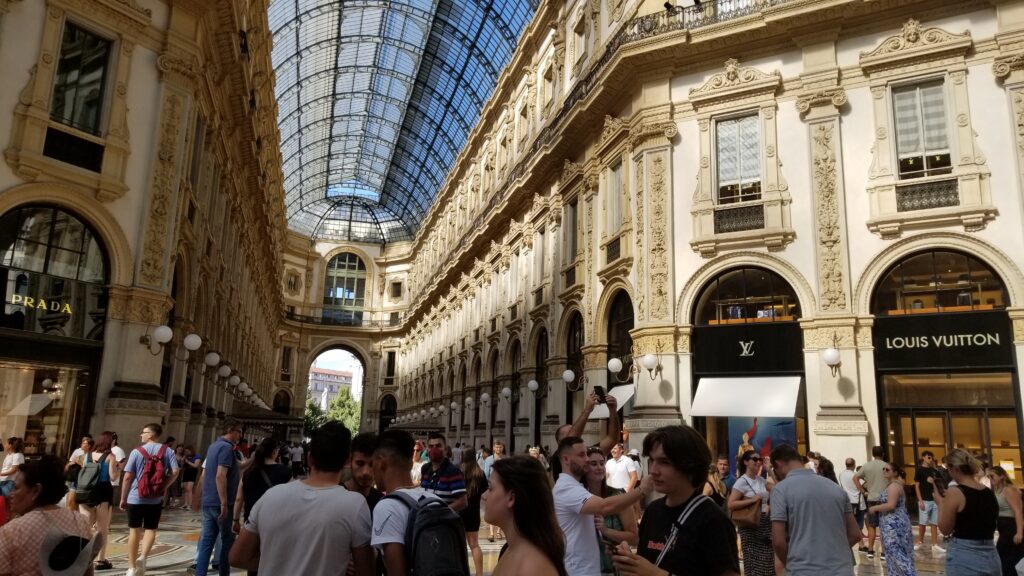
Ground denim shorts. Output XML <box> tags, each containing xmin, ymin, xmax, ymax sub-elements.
<box><xmin>920</xmin><ymin>500</ymin><xmax>938</xmax><ymax>526</ymax></box>
<box><xmin>866</xmin><ymin>501</ymin><xmax>881</xmax><ymax>528</ymax></box>
<box><xmin>946</xmin><ymin>538</ymin><xmax>1000</xmax><ymax>576</ymax></box>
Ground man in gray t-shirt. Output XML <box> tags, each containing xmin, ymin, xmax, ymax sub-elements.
<box><xmin>853</xmin><ymin>446</ymin><xmax>888</xmax><ymax>557</ymax></box>
<box><xmin>769</xmin><ymin>445</ymin><xmax>861</xmax><ymax>576</ymax></box>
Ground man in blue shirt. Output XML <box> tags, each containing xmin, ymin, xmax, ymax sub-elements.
<box><xmin>120</xmin><ymin>422</ymin><xmax>179</xmax><ymax>576</ymax></box>
<box><xmin>193</xmin><ymin>418</ymin><xmax>243</xmax><ymax>576</ymax></box>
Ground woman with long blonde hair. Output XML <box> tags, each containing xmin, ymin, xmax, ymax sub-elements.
<box><xmin>987</xmin><ymin>466</ymin><xmax>1024</xmax><ymax>576</ymax></box>
<box><xmin>935</xmin><ymin>449</ymin><xmax>1000</xmax><ymax>575</ymax></box>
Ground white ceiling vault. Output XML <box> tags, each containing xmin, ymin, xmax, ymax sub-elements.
<box><xmin>268</xmin><ymin>0</ymin><xmax>539</xmax><ymax>243</ymax></box>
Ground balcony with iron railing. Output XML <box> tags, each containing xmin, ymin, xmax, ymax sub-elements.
<box><xmin>283</xmin><ymin>309</ymin><xmax>402</xmax><ymax>329</ymax></box>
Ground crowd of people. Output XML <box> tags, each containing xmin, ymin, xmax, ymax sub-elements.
<box><xmin>0</xmin><ymin>391</ymin><xmax>1023</xmax><ymax>576</ymax></box>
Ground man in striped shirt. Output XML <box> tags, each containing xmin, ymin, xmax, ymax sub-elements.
<box><xmin>420</xmin><ymin>432</ymin><xmax>467</xmax><ymax>512</ymax></box>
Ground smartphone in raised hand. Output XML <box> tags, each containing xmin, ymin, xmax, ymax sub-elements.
<box><xmin>593</xmin><ymin>386</ymin><xmax>607</xmax><ymax>404</ymax></box>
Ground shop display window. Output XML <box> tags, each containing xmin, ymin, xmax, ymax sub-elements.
<box><xmin>872</xmin><ymin>250</ymin><xmax>1007</xmax><ymax>315</ymax></box>
<box><xmin>0</xmin><ymin>362</ymin><xmax>83</xmax><ymax>458</ymax></box>
<box><xmin>694</xmin><ymin>267</ymin><xmax>800</xmax><ymax>325</ymax></box>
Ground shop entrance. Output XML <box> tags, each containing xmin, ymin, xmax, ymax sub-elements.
<box><xmin>881</xmin><ymin>371</ymin><xmax>1021</xmax><ymax>484</ymax></box>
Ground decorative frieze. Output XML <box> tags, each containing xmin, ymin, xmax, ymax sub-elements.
<box><xmin>648</xmin><ymin>153</ymin><xmax>670</xmax><ymax>320</ymax></box>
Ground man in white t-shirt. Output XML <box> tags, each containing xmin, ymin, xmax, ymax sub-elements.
<box><xmin>605</xmin><ymin>443</ymin><xmax>639</xmax><ymax>491</ymax></box>
<box><xmin>553</xmin><ymin>436</ymin><xmax>653</xmax><ymax>576</ymax></box>
<box><xmin>371</xmin><ymin>429</ymin><xmax>444</xmax><ymax>576</ymax></box>
<box><xmin>230</xmin><ymin>423</ymin><xmax>373</xmax><ymax>576</ymax></box>
<box><xmin>289</xmin><ymin>443</ymin><xmax>304</xmax><ymax>478</ymax></box>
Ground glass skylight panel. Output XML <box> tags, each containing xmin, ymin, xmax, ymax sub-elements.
<box><xmin>269</xmin><ymin>0</ymin><xmax>537</xmax><ymax>241</ymax></box>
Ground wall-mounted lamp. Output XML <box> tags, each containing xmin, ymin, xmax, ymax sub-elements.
<box><xmin>480</xmin><ymin>392</ymin><xmax>491</xmax><ymax>407</ymax></box>
<box><xmin>500</xmin><ymin>386</ymin><xmax>519</xmax><ymax>403</ymax></box>
<box><xmin>204</xmin><ymin>352</ymin><xmax>222</xmax><ymax>367</ymax></box>
<box><xmin>217</xmin><ymin>364</ymin><xmax>232</xmax><ymax>379</ymax></box>
<box><xmin>607</xmin><ymin>343</ymin><xmax>664</xmax><ymax>382</ymax></box>
<box><xmin>140</xmin><ymin>325</ymin><xmax>203</xmax><ymax>360</ymax></box>
<box><xmin>562</xmin><ymin>368</ymin><xmax>587</xmax><ymax>392</ymax></box>
<box><xmin>527</xmin><ymin>379</ymin><xmax>544</xmax><ymax>397</ymax></box>
<box><xmin>450</xmin><ymin>401</ymin><xmax>460</xmax><ymax>414</ymax></box>
<box><xmin>465</xmin><ymin>396</ymin><xmax>475</xmax><ymax>410</ymax></box>
<box><xmin>822</xmin><ymin>333</ymin><xmax>842</xmax><ymax>377</ymax></box>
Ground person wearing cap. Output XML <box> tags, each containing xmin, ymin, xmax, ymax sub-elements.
<box><xmin>0</xmin><ymin>456</ymin><xmax>102</xmax><ymax>576</ymax></box>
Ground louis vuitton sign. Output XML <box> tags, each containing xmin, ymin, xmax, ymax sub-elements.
<box><xmin>873</xmin><ymin>312</ymin><xmax>1013</xmax><ymax>370</ymax></box>
<box><xmin>693</xmin><ymin>321</ymin><xmax>803</xmax><ymax>375</ymax></box>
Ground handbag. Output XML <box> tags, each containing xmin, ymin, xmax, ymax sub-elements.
<box><xmin>729</xmin><ymin>476</ymin><xmax>762</xmax><ymax>529</ymax></box>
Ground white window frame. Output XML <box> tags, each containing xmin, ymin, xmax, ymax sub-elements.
<box><xmin>713</xmin><ymin>112</ymin><xmax>763</xmax><ymax>205</ymax></box>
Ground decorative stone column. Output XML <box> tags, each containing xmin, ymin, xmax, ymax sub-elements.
<box><xmin>624</xmin><ymin>92</ymin><xmax>682</xmax><ymax>445</ymax></box>
<box><xmin>796</xmin><ymin>44</ymin><xmax>869</xmax><ymax>458</ymax></box>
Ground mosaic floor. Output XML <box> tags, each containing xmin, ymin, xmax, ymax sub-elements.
<box><xmin>90</xmin><ymin>508</ymin><xmax>951</xmax><ymax>575</ymax></box>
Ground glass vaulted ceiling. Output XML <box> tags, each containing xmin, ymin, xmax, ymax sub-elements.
<box><xmin>269</xmin><ymin>0</ymin><xmax>538</xmax><ymax>244</ymax></box>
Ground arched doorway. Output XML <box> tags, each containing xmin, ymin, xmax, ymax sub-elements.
<box><xmin>0</xmin><ymin>204</ymin><xmax>109</xmax><ymax>457</ymax></box>
<box><xmin>870</xmin><ymin>249</ymin><xmax>1019</xmax><ymax>481</ymax></box>
<box><xmin>606</xmin><ymin>291</ymin><xmax>634</xmax><ymax>386</ymax></box>
<box><xmin>379</xmin><ymin>394</ymin><xmax>397</xmax><ymax>434</ymax></box>
<box><xmin>306</xmin><ymin>345</ymin><xmax>367</xmax><ymax>436</ymax></box>
<box><xmin>690</xmin><ymin>266</ymin><xmax>807</xmax><ymax>468</ymax></box>
<box><xmin>534</xmin><ymin>329</ymin><xmax>548</xmax><ymax>446</ymax></box>
<box><xmin>565</xmin><ymin>312</ymin><xmax>584</xmax><ymax>422</ymax></box>
<box><xmin>273</xmin><ymin>390</ymin><xmax>292</xmax><ymax>415</ymax></box>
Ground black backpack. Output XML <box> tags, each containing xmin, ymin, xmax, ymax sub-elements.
<box><xmin>384</xmin><ymin>491</ymin><xmax>470</xmax><ymax>576</ymax></box>
<box><xmin>75</xmin><ymin>451</ymin><xmax>109</xmax><ymax>501</ymax></box>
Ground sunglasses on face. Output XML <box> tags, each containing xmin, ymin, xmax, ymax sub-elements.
<box><xmin>748</xmin><ymin>457</ymin><xmax>762</xmax><ymax>462</ymax></box>
<box><xmin>883</xmin><ymin>467</ymin><xmax>892</xmax><ymax>472</ymax></box>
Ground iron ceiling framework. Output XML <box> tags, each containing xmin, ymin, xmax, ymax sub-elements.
<box><xmin>269</xmin><ymin>0</ymin><xmax>538</xmax><ymax>243</ymax></box>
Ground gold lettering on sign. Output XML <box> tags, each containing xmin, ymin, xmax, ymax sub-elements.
<box><xmin>8</xmin><ymin>294</ymin><xmax>73</xmax><ymax>314</ymax></box>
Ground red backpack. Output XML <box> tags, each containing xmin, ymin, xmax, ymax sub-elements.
<box><xmin>135</xmin><ymin>445</ymin><xmax>169</xmax><ymax>499</ymax></box>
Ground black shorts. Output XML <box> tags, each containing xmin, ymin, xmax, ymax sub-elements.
<box><xmin>127</xmin><ymin>503</ymin><xmax>164</xmax><ymax>530</ymax></box>
<box><xmin>81</xmin><ymin>482</ymin><xmax>114</xmax><ymax>507</ymax></box>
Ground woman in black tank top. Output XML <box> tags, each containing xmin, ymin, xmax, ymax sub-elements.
<box><xmin>935</xmin><ymin>449</ymin><xmax>1000</xmax><ymax>575</ymax></box>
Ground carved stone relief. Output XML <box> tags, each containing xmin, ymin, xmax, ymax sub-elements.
<box><xmin>139</xmin><ymin>92</ymin><xmax>183</xmax><ymax>286</ymax></box>
<box><xmin>606</xmin><ymin>0</ymin><xmax>625</xmax><ymax>22</ymax></box>
<box><xmin>635</xmin><ymin>157</ymin><xmax>645</xmax><ymax>320</ymax></box>
<box><xmin>648</xmin><ymin>153</ymin><xmax>669</xmax><ymax>320</ymax></box>
<box><xmin>811</xmin><ymin>123</ymin><xmax>847</xmax><ymax>311</ymax></box>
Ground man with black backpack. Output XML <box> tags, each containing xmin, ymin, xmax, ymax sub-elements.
<box><xmin>372</xmin><ymin>429</ymin><xmax>470</xmax><ymax>576</ymax></box>
<box><xmin>120</xmin><ymin>422</ymin><xmax>179</xmax><ymax>576</ymax></box>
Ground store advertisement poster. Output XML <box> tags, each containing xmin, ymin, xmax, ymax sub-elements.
<box><xmin>728</xmin><ymin>417</ymin><xmax>797</xmax><ymax>477</ymax></box>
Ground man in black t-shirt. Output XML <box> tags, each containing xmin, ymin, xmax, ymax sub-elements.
<box><xmin>612</xmin><ymin>425</ymin><xmax>740</xmax><ymax>576</ymax></box>
<box><xmin>913</xmin><ymin>451</ymin><xmax>943</xmax><ymax>551</ymax></box>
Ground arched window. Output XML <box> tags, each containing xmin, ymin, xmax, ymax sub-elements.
<box><xmin>606</xmin><ymin>292</ymin><xmax>634</xmax><ymax>384</ymax></box>
<box><xmin>693</xmin><ymin>267</ymin><xmax>800</xmax><ymax>325</ymax></box>
<box><xmin>0</xmin><ymin>205</ymin><xmax>109</xmax><ymax>339</ymax></box>
<box><xmin>872</xmin><ymin>250</ymin><xmax>1008</xmax><ymax>315</ymax></box>
<box><xmin>273</xmin><ymin>390</ymin><xmax>291</xmax><ymax>415</ymax></box>
<box><xmin>323</xmin><ymin>252</ymin><xmax>366</xmax><ymax>325</ymax></box>
<box><xmin>379</xmin><ymin>394</ymin><xmax>397</xmax><ymax>433</ymax></box>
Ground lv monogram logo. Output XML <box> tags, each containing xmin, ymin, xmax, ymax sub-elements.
<box><xmin>738</xmin><ymin>341</ymin><xmax>755</xmax><ymax>357</ymax></box>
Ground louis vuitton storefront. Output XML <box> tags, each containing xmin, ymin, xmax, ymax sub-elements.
<box><xmin>0</xmin><ymin>205</ymin><xmax>107</xmax><ymax>459</ymax></box>
<box><xmin>872</xmin><ymin>250</ymin><xmax>1022</xmax><ymax>484</ymax></box>
<box><xmin>689</xmin><ymin>266</ymin><xmax>808</xmax><ymax>472</ymax></box>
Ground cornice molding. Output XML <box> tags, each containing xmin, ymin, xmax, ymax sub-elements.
<box><xmin>859</xmin><ymin>18</ymin><xmax>971</xmax><ymax>74</ymax></box>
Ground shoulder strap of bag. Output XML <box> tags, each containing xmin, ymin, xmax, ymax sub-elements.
<box><xmin>655</xmin><ymin>494</ymin><xmax>710</xmax><ymax>567</ymax></box>
<box><xmin>260</xmin><ymin>469</ymin><xmax>273</xmax><ymax>490</ymax></box>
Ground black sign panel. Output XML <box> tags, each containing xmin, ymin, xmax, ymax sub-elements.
<box><xmin>873</xmin><ymin>312</ymin><xmax>1014</xmax><ymax>371</ymax></box>
<box><xmin>693</xmin><ymin>322</ymin><xmax>804</xmax><ymax>375</ymax></box>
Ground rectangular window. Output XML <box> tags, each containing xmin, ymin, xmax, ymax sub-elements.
<box><xmin>51</xmin><ymin>23</ymin><xmax>111</xmax><ymax>136</ymax></box>
<box><xmin>386</xmin><ymin>351</ymin><xmax>397</xmax><ymax>378</ymax></box>
<box><xmin>574</xmin><ymin>20</ymin><xmax>586</xmax><ymax>63</ymax></box>
<box><xmin>537</xmin><ymin>228</ymin><xmax>545</xmax><ymax>279</ymax></box>
<box><xmin>608</xmin><ymin>163</ymin><xmax>623</xmax><ymax>232</ymax></box>
<box><xmin>281</xmin><ymin>347</ymin><xmax>292</xmax><ymax>373</ymax></box>
<box><xmin>390</xmin><ymin>281</ymin><xmax>402</xmax><ymax>299</ymax></box>
<box><xmin>543</xmin><ymin>66</ymin><xmax>554</xmax><ymax>104</ymax></box>
<box><xmin>189</xmin><ymin>114</ymin><xmax>206</xmax><ymax>190</ymax></box>
<box><xmin>565</xmin><ymin>199</ymin><xmax>578</xmax><ymax>262</ymax></box>
<box><xmin>893</xmin><ymin>81</ymin><xmax>952</xmax><ymax>180</ymax></box>
<box><xmin>716</xmin><ymin>114</ymin><xmax>761</xmax><ymax>204</ymax></box>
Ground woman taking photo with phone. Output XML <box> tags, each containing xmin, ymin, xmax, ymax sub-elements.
<box><xmin>935</xmin><ymin>449</ymin><xmax>1000</xmax><ymax>575</ymax></box>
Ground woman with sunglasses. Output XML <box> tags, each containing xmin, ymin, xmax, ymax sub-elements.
<box><xmin>934</xmin><ymin>449</ymin><xmax>1000</xmax><ymax>575</ymax></box>
<box><xmin>867</xmin><ymin>464</ymin><xmax>915</xmax><ymax>575</ymax></box>
<box><xmin>728</xmin><ymin>450</ymin><xmax>774</xmax><ymax>575</ymax></box>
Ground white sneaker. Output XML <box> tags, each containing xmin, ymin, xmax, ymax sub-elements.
<box><xmin>125</xmin><ymin>570</ymin><xmax>136</xmax><ymax>576</ymax></box>
<box><xmin>136</xmin><ymin>557</ymin><xmax>147</xmax><ymax>576</ymax></box>
<box><xmin>932</xmin><ymin>544</ymin><xmax>946</xmax><ymax>554</ymax></box>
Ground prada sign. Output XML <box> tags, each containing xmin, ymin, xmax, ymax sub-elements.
<box><xmin>8</xmin><ymin>294</ymin><xmax>72</xmax><ymax>314</ymax></box>
<box><xmin>873</xmin><ymin>312</ymin><xmax>1014</xmax><ymax>370</ymax></box>
<box><xmin>693</xmin><ymin>322</ymin><xmax>803</xmax><ymax>374</ymax></box>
